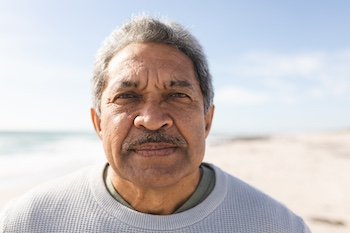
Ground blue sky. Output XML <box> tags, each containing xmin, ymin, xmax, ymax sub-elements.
<box><xmin>1</xmin><ymin>0</ymin><xmax>350</xmax><ymax>135</ymax></box>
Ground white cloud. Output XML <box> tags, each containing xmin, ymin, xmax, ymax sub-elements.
<box><xmin>235</xmin><ymin>52</ymin><xmax>325</xmax><ymax>77</ymax></box>
<box><xmin>220</xmin><ymin>50</ymin><xmax>350</xmax><ymax>102</ymax></box>
<box><xmin>215</xmin><ymin>86</ymin><xmax>270</xmax><ymax>106</ymax></box>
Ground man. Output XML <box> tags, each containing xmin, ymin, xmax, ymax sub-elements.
<box><xmin>0</xmin><ymin>16</ymin><xmax>311</xmax><ymax>232</ymax></box>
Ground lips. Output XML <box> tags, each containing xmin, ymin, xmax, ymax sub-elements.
<box><xmin>131</xmin><ymin>143</ymin><xmax>178</xmax><ymax>157</ymax></box>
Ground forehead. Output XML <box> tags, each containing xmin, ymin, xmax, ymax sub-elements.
<box><xmin>106</xmin><ymin>43</ymin><xmax>198</xmax><ymax>87</ymax></box>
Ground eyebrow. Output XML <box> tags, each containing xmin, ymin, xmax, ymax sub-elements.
<box><xmin>110</xmin><ymin>79</ymin><xmax>194</xmax><ymax>91</ymax></box>
<box><xmin>169</xmin><ymin>80</ymin><xmax>193</xmax><ymax>90</ymax></box>
<box><xmin>108</xmin><ymin>80</ymin><xmax>139</xmax><ymax>94</ymax></box>
<box><xmin>120</xmin><ymin>81</ymin><xmax>138</xmax><ymax>88</ymax></box>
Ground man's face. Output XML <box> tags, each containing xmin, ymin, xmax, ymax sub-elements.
<box><xmin>92</xmin><ymin>42</ymin><xmax>214</xmax><ymax>189</ymax></box>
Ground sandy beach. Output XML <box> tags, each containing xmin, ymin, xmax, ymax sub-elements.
<box><xmin>1</xmin><ymin>131</ymin><xmax>349</xmax><ymax>233</ymax></box>
<box><xmin>204</xmin><ymin>130</ymin><xmax>350</xmax><ymax>233</ymax></box>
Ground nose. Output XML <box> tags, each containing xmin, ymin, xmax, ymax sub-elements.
<box><xmin>134</xmin><ymin>101</ymin><xmax>173</xmax><ymax>131</ymax></box>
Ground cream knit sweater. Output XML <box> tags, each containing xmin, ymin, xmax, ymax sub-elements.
<box><xmin>0</xmin><ymin>164</ymin><xmax>311</xmax><ymax>232</ymax></box>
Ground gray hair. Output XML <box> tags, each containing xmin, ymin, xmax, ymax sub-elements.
<box><xmin>91</xmin><ymin>15</ymin><xmax>214</xmax><ymax>115</ymax></box>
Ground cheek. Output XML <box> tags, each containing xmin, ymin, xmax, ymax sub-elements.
<box><xmin>101</xmin><ymin>112</ymin><xmax>134</xmax><ymax>157</ymax></box>
<box><xmin>172</xmin><ymin>108</ymin><xmax>207</xmax><ymax>146</ymax></box>
<box><xmin>175</xmin><ymin>105</ymin><xmax>206</xmax><ymax>128</ymax></box>
<box><xmin>101</xmin><ymin>109</ymin><xmax>133</xmax><ymax>133</ymax></box>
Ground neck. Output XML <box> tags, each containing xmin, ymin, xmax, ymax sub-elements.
<box><xmin>110</xmin><ymin>168</ymin><xmax>201</xmax><ymax>215</ymax></box>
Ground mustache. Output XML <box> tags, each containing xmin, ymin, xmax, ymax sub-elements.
<box><xmin>123</xmin><ymin>131</ymin><xmax>187</xmax><ymax>150</ymax></box>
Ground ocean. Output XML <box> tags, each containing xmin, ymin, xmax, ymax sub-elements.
<box><xmin>0</xmin><ymin>131</ymin><xmax>105</xmax><ymax>202</ymax></box>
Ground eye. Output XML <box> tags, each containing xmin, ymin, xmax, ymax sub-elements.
<box><xmin>168</xmin><ymin>92</ymin><xmax>189</xmax><ymax>98</ymax></box>
<box><xmin>167</xmin><ymin>92</ymin><xmax>192</xmax><ymax>104</ymax></box>
<box><xmin>111</xmin><ymin>92</ymin><xmax>141</xmax><ymax>104</ymax></box>
<box><xmin>117</xmin><ymin>93</ymin><xmax>140</xmax><ymax>99</ymax></box>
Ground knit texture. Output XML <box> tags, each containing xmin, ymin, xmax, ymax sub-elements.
<box><xmin>0</xmin><ymin>163</ymin><xmax>311</xmax><ymax>233</ymax></box>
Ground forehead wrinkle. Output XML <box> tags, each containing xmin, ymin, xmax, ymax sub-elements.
<box><xmin>107</xmin><ymin>59</ymin><xmax>144</xmax><ymax>91</ymax></box>
<box><xmin>107</xmin><ymin>79</ymin><xmax>139</xmax><ymax>96</ymax></box>
<box><xmin>107</xmin><ymin>45</ymin><xmax>197</xmax><ymax>92</ymax></box>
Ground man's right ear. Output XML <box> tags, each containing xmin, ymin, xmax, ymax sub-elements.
<box><xmin>90</xmin><ymin>108</ymin><xmax>102</xmax><ymax>140</ymax></box>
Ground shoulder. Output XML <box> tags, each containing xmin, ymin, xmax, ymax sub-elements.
<box><xmin>208</xmin><ymin>164</ymin><xmax>311</xmax><ymax>233</ymax></box>
<box><xmin>0</xmin><ymin>166</ymin><xmax>99</xmax><ymax>232</ymax></box>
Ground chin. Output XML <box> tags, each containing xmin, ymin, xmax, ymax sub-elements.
<box><xmin>128</xmin><ymin>165</ymin><xmax>193</xmax><ymax>188</ymax></box>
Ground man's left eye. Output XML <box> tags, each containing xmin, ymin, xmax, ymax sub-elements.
<box><xmin>169</xmin><ymin>93</ymin><xmax>189</xmax><ymax>98</ymax></box>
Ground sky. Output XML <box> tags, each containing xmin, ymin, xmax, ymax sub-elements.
<box><xmin>1</xmin><ymin>0</ymin><xmax>350</xmax><ymax>135</ymax></box>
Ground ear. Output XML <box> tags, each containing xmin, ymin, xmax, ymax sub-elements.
<box><xmin>90</xmin><ymin>108</ymin><xmax>102</xmax><ymax>140</ymax></box>
<box><xmin>204</xmin><ymin>105</ymin><xmax>215</xmax><ymax>138</ymax></box>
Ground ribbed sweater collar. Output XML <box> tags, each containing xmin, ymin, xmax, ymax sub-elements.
<box><xmin>89</xmin><ymin>163</ymin><xmax>228</xmax><ymax>230</ymax></box>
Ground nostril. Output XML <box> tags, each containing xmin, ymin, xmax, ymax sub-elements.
<box><xmin>134</xmin><ymin>113</ymin><xmax>173</xmax><ymax>131</ymax></box>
